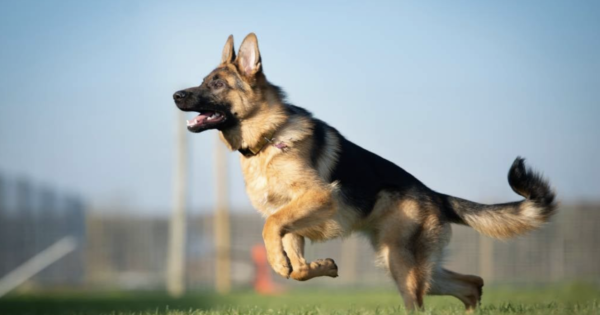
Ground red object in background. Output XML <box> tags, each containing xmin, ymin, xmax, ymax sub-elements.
<box><xmin>251</xmin><ymin>244</ymin><xmax>283</xmax><ymax>294</ymax></box>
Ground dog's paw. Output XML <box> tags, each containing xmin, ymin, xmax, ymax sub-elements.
<box><xmin>312</xmin><ymin>258</ymin><xmax>338</xmax><ymax>278</ymax></box>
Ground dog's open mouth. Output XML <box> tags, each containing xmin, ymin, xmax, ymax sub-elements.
<box><xmin>186</xmin><ymin>110</ymin><xmax>226</xmax><ymax>132</ymax></box>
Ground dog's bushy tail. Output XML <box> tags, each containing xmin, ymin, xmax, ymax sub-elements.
<box><xmin>440</xmin><ymin>157</ymin><xmax>557</xmax><ymax>239</ymax></box>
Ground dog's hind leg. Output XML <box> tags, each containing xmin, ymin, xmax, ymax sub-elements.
<box><xmin>373</xmin><ymin>197</ymin><xmax>451</xmax><ymax>311</ymax></box>
<box><xmin>379</xmin><ymin>240</ymin><xmax>430</xmax><ymax>311</ymax></box>
<box><xmin>428</xmin><ymin>268</ymin><xmax>484</xmax><ymax>311</ymax></box>
<box><xmin>282</xmin><ymin>233</ymin><xmax>338</xmax><ymax>281</ymax></box>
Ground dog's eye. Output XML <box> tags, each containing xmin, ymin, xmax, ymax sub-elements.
<box><xmin>210</xmin><ymin>80</ymin><xmax>225</xmax><ymax>89</ymax></box>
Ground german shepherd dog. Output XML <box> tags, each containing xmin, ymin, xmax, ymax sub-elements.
<box><xmin>173</xmin><ymin>33</ymin><xmax>556</xmax><ymax>311</ymax></box>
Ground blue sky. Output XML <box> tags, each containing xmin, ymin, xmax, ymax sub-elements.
<box><xmin>1</xmin><ymin>1</ymin><xmax>599</xmax><ymax>215</ymax></box>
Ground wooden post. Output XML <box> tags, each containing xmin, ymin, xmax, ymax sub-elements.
<box><xmin>479</xmin><ymin>234</ymin><xmax>494</xmax><ymax>284</ymax></box>
<box><xmin>214</xmin><ymin>135</ymin><xmax>231</xmax><ymax>294</ymax></box>
<box><xmin>167</xmin><ymin>111</ymin><xmax>188</xmax><ymax>297</ymax></box>
<box><xmin>551</xmin><ymin>215</ymin><xmax>565</xmax><ymax>282</ymax></box>
<box><xmin>340</xmin><ymin>236</ymin><xmax>359</xmax><ymax>284</ymax></box>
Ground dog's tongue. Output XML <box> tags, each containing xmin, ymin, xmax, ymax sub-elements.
<box><xmin>186</xmin><ymin>111</ymin><xmax>214</xmax><ymax>127</ymax></box>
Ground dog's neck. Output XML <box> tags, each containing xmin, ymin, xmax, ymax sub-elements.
<box><xmin>219</xmin><ymin>97</ymin><xmax>288</xmax><ymax>154</ymax></box>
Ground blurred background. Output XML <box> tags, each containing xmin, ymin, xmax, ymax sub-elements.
<box><xmin>1</xmin><ymin>0</ymin><xmax>599</xmax><ymax>300</ymax></box>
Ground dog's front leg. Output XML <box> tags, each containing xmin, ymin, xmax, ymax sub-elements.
<box><xmin>283</xmin><ymin>233</ymin><xmax>338</xmax><ymax>281</ymax></box>
<box><xmin>262</xmin><ymin>188</ymin><xmax>336</xmax><ymax>279</ymax></box>
<box><xmin>262</xmin><ymin>218</ymin><xmax>292</xmax><ymax>278</ymax></box>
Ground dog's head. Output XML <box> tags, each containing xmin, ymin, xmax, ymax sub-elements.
<box><xmin>173</xmin><ymin>33</ymin><xmax>267</xmax><ymax>133</ymax></box>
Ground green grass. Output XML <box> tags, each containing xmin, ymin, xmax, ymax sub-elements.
<box><xmin>0</xmin><ymin>284</ymin><xmax>598</xmax><ymax>315</ymax></box>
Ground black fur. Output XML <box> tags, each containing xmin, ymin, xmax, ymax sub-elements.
<box><xmin>238</xmin><ymin>147</ymin><xmax>255</xmax><ymax>157</ymax></box>
<box><xmin>284</xmin><ymin>103</ymin><xmax>312</xmax><ymax>117</ymax></box>
<box><xmin>508</xmin><ymin>157</ymin><xmax>556</xmax><ymax>216</ymax></box>
<box><xmin>326</xmin><ymin>127</ymin><xmax>429</xmax><ymax>216</ymax></box>
<box><xmin>438</xmin><ymin>194</ymin><xmax>468</xmax><ymax>224</ymax></box>
<box><xmin>310</xmin><ymin>120</ymin><xmax>327</xmax><ymax>169</ymax></box>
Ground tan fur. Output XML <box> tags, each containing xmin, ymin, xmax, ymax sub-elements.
<box><xmin>219</xmin><ymin>91</ymin><xmax>289</xmax><ymax>152</ymax></box>
<box><xmin>455</xmin><ymin>200</ymin><xmax>549</xmax><ymax>239</ymax></box>
<box><xmin>282</xmin><ymin>233</ymin><xmax>338</xmax><ymax>281</ymax></box>
<box><xmin>365</xmin><ymin>194</ymin><xmax>451</xmax><ymax>309</ymax></box>
<box><xmin>429</xmin><ymin>268</ymin><xmax>484</xmax><ymax>311</ymax></box>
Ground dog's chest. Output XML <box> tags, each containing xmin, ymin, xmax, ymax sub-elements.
<box><xmin>240</xmin><ymin>154</ymin><xmax>291</xmax><ymax>216</ymax></box>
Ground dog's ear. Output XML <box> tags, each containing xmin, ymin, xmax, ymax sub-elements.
<box><xmin>221</xmin><ymin>35</ymin><xmax>236</xmax><ymax>64</ymax></box>
<box><xmin>236</xmin><ymin>33</ymin><xmax>261</xmax><ymax>77</ymax></box>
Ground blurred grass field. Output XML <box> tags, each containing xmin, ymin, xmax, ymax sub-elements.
<box><xmin>0</xmin><ymin>284</ymin><xmax>598</xmax><ymax>315</ymax></box>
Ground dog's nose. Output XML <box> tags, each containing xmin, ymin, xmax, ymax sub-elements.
<box><xmin>173</xmin><ymin>90</ymin><xmax>187</xmax><ymax>101</ymax></box>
